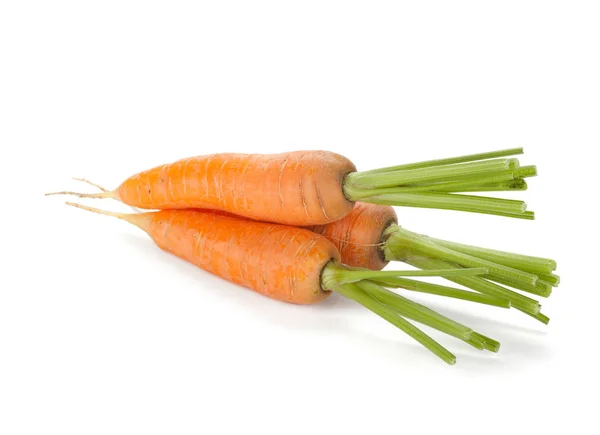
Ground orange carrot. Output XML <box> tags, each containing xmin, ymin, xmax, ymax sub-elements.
<box><xmin>47</xmin><ymin>148</ymin><xmax>538</xmax><ymax>225</ymax></box>
<box><xmin>307</xmin><ymin>202</ymin><xmax>398</xmax><ymax>270</ymax></box>
<box><xmin>75</xmin><ymin>204</ymin><xmax>339</xmax><ymax>304</ymax></box>
<box><xmin>310</xmin><ymin>203</ymin><xmax>559</xmax><ymax>324</ymax></box>
<box><xmin>63</xmin><ymin>203</ymin><xmax>499</xmax><ymax>364</ymax></box>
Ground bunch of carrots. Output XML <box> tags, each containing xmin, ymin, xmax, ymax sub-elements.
<box><xmin>48</xmin><ymin>147</ymin><xmax>559</xmax><ymax>364</ymax></box>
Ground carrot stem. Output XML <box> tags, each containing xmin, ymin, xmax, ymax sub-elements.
<box><xmin>354</xmin><ymin>175</ymin><xmax>529</xmax><ymax>195</ymax></box>
<box><xmin>472</xmin><ymin>332</ymin><xmax>501</xmax><ymax>353</ymax></box>
<box><xmin>433</xmin><ymin>178</ymin><xmax>529</xmax><ymax>193</ymax></box>
<box><xmin>537</xmin><ymin>273</ymin><xmax>560</xmax><ymax>287</ymax></box>
<box><xmin>343</xmin><ymin>148</ymin><xmax>535</xmax><ymax>219</ymax></box>
<box><xmin>322</xmin><ymin>265</ymin><xmax>501</xmax><ymax>360</ymax></box>
<box><xmin>488</xmin><ymin>276</ymin><xmax>553</xmax><ymax>298</ymax></box>
<box><xmin>360</xmin><ymin>147</ymin><xmax>524</xmax><ymax>174</ymax></box>
<box><xmin>326</xmin><ymin>266</ymin><xmax>488</xmax><ymax>285</ymax></box>
<box><xmin>331</xmin><ymin>282</ymin><xmax>457</xmax><ymax>365</ymax></box>
<box><xmin>356</xmin><ymin>281</ymin><xmax>472</xmax><ymax>339</ymax></box>
<box><xmin>384</xmin><ymin>225</ymin><xmax>539</xmax><ymax>287</ymax></box>
<box><xmin>429</xmin><ymin>237</ymin><xmax>557</xmax><ymax>275</ymax></box>
<box><xmin>350</xmin><ymin>159</ymin><xmax>514</xmax><ymax>189</ymax></box>
<box><xmin>404</xmin><ymin>257</ymin><xmax>542</xmax><ymax>316</ymax></box>
<box><xmin>357</xmin><ymin>281</ymin><xmax>500</xmax><ymax>352</ymax></box>
<box><xmin>525</xmin><ymin>311</ymin><xmax>550</xmax><ymax>325</ymax></box>
<box><xmin>357</xmin><ymin>192</ymin><xmax>531</xmax><ymax>219</ymax></box>
<box><xmin>371</xmin><ymin>276</ymin><xmax>511</xmax><ymax>308</ymax></box>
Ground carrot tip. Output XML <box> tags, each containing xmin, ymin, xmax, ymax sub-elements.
<box><xmin>72</xmin><ymin>177</ymin><xmax>110</xmax><ymax>192</ymax></box>
<box><xmin>64</xmin><ymin>201</ymin><xmax>150</xmax><ymax>232</ymax></box>
<box><xmin>45</xmin><ymin>189</ymin><xmax>117</xmax><ymax>199</ymax></box>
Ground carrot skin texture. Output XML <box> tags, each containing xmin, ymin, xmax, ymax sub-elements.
<box><xmin>307</xmin><ymin>202</ymin><xmax>397</xmax><ymax>271</ymax></box>
<box><xmin>134</xmin><ymin>210</ymin><xmax>340</xmax><ymax>304</ymax></box>
<box><xmin>117</xmin><ymin>151</ymin><xmax>357</xmax><ymax>225</ymax></box>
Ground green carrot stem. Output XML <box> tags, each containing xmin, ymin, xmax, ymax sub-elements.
<box><xmin>435</xmin><ymin>180</ymin><xmax>527</xmax><ymax>193</ymax></box>
<box><xmin>357</xmin><ymin>281</ymin><xmax>473</xmax><ymax>339</ymax></box>
<box><xmin>332</xmin><ymin>282</ymin><xmax>457</xmax><ymax>364</ymax></box>
<box><xmin>538</xmin><ymin>273</ymin><xmax>560</xmax><ymax>287</ymax></box>
<box><xmin>358</xmin><ymin>281</ymin><xmax>500</xmax><ymax>353</ymax></box>
<box><xmin>349</xmin><ymin>170</ymin><xmax>521</xmax><ymax>197</ymax></box>
<box><xmin>429</xmin><ymin>237</ymin><xmax>557</xmax><ymax>275</ymax></box>
<box><xmin>385</xmin><ymin>226</ymin><xmax>539</xmax><ymax>287</ymax></box>
<box><xmin>472</xmin><ymin>333</ymin><xmax>501</xmax><ymax>353</ymax></box>
<box><xmin>525</xmin><ymin>311</ymin><xmax>550</xmax><ymax>325</ymax></box>
<box><xmin>357</xmin><ymin>192</ymin><xmax>530</xmax><ymax>219</ymax></box>
<box><xmin>514</xmin><ymin>165</ymin><xmax>538</xmax><ymax>178</ymax></box>
<box><xmin>371</xmin><ymin>276</ymin><xmax>510</xmax><ymax>308</ymax></box>
<box><xmin>488</xmin><ymin>276</ymin><xmax>553</xmax><ymax>298</ymax></box>
<box><xmin>342</xmin><ymin>148</ymin><xmax>534</xmax><ymax>219</ymax></box>
<box><xmin>403</xmin><ymin>256</ymin><xmax>541</xmax><ymax>315</ymax></box>
<box><xmin>485</xmin><ymin>210</ymin><xmax>535</xmax><ymax>220</ymax></box>
<box><xmin>465</xmin><ymin>335</ymin><xmax>485</xmax><ymax>350</ymax></box>
<box><xmin>427</xmin><ymin>178</ymin><xmax>528</xmax><ymax>193</ymax></box>
<box><xmin>325</xmin><ymin>265</ymin><xmax>488</xmax><ymax>285</ymax></box>
<box><xmin>348</xmin><ymin>158</ymin><xmax>513</xmax><ymax>189</ymax></box>
<box><xmin>359</xmin><ymin>148</ymin><xmax>524</xmax><ymax>175</ymax></box>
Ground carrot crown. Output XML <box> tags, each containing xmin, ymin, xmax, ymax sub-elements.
<box><xmin>380</xmin><ymin>223</ymin><xmax>559</xmax><ymax>324</ymax></box>
<box><xmin>319</xmin><ymin>263</ymin><xmax>504</xmax><ymax>365</ymax></box>
<box><xmin>343</xmin><ymin>148</ymin><xmax>537</xmax><ymax>219</ymax></box>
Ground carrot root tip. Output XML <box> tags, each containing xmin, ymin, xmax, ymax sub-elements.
<box><xmin>45</xmin><ymin>190</ymin><xmax>118</xmax><ymax>199</ymax></box>
<box><xmin>72</xmin><ymin>177</ymin><xmax>110</xmax><ymax>192</ymax></box>
<box><xmin>64</xmin><ymin>201</ymin><xmax>150</xmax><ymax>232</ymax></box>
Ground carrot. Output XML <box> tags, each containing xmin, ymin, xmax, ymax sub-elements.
<box><xmin>307</xmin><ymin>202</ymin><xmax>398</xmax><ymax>271</ymax></box>
<box><xmin>309</xmin><ymin>202</ymin><xmax>559</xmax><ymax>324</ymax></box>
<box><xmin>47</xmin><ymin>148</ymin><xmax>537</xmax><ymax>225</ymax></box>
<box><xmin>63</xmin><ymin>202</ymin><xmax>501</xmax><ymax>364</ymax></box>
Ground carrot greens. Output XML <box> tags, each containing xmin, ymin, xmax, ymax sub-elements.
<box><xmin>321</xmin><ymin>263</ymin><xmax>503</xmax><ymax>364</ymax></box>
<box><xmin>343</xmin><ymin>148</ymin><xmax>537</xmax><ymax>219</ymax></box>
<box><xmin>378</xmin><ymin>224</ymin><xmax>560</xmax><ymax>323</ymax></box>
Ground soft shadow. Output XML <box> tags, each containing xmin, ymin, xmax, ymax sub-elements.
<box><xmin>118</xmin><ymin>232</ymin><xmax>550</xmax><ymax>369</ymax></box>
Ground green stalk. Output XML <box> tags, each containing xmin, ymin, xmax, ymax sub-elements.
<box><xmin>331</xmin><ymin>282</ymin><xmax>457</xmax><ymax>364</ymax></box>
<box><xmin>429</xmin><ymin>237</ymin><xmax>557</xmax><ymax>275</ymax></box>
<box><xmin>538</xmin><ymin>273</ymin><xmax>560</xmax><ymax>287</ymax></box>
<box><xmin>360</xmin><ymin>147</ymin><xmax>524</xmax><ymax>174</ymax></box>
<box><xmin>359</xmin><ymin>192</ymin><xmax>531</xmax><ymax>219</ymax></box>
<box><xmin>325</xmin><ymin>266</ymin><xmax>488</xmax><ymax>285</ymax></box>
<box><xmin>320</xmin><ymin>263</ymin><xmax>506</xmax><ymax>363</ymax></box>
<box><xmin>472</xmin><ymin>333</ymin><xmax>501</xmax><ymax>353</ymax></box>
<box><xmin>525</xmin><ymin>311</ymin><xmax>550</xmax><ymax>325</ymax></box>
<box><xmin>371</xmin><ymin>276</ymin><xmax>510</xmax><ymax>308</ymax></box>
<box><xmin>356</xmin><ymin>281</ymin><xmax>473</xmax><ymax>339</ymax></box>
<box><xmin>341</xmin><ymin>148</ymin><xmax>535</xmax><ymax>219</ymax></box>
<box><xmin>435</xmin><ymin>179</ymin><xmax>528</xmax><ymax>192</ymax></box>
<box><xmin>403</xmin><ymin>256</ymin><xmax>542</xmax><ymax>315</ymax></box>
<box><xmin>349</xmin><ymin>159</ymin><xmax>514</xmax><ymax>189</ymax></box>
<box><xmin>349</xmin><ymin>170</ymin><xmax>522</xmax><ymax>197</ymax></box>
<box><xmin>384</xmin><ymin>225</ymin><xmax>539</xmax><ymax>287</ymax></box>
<box><xmin>514</xmin><ymin>165</ymin><xmax>538</xmax><ymax>178</ymax></box>
<box><xmin>357</xmin><ymin>281</ymin><xmax>499</xmax><ymax>352</ymax></box>
<box><xmin>485</xmin><ymin>210</ymin><xmax>535</xmax><ymax>220</ymax></box>
<box><xmin>487</xmin><ymin>276</ymin><xmax>553</xmax><ymax>298</ymax></box>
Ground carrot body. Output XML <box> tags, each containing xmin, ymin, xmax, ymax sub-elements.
<box><xmin>116</xmin><ymin>209</ymin><xmax>340</xmax><ymax>304</ymax></box>
<box><xmin>50</xmin><ymin>147</ymin><xmax>537</xmax><ymax>222</ymax></box>
<box><xmin>115</xmin><ymin>151</ymin><xmax>356</xmax><ymax>225</ymax></box>
<box><xmin>307</xmin><ymin>202</ymin><xmax>397</xmax><ymax>271</ymax></box>
<box><xmin>152</xmin><ymin>211</ymin><xmax>339</xmax><ymax>304</ymax></box>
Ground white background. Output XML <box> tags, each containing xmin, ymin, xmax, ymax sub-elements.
<box><xmin>1</xmin><ymin>1</ymin><xmax>599</xmax><ymax>434</ymax></box>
